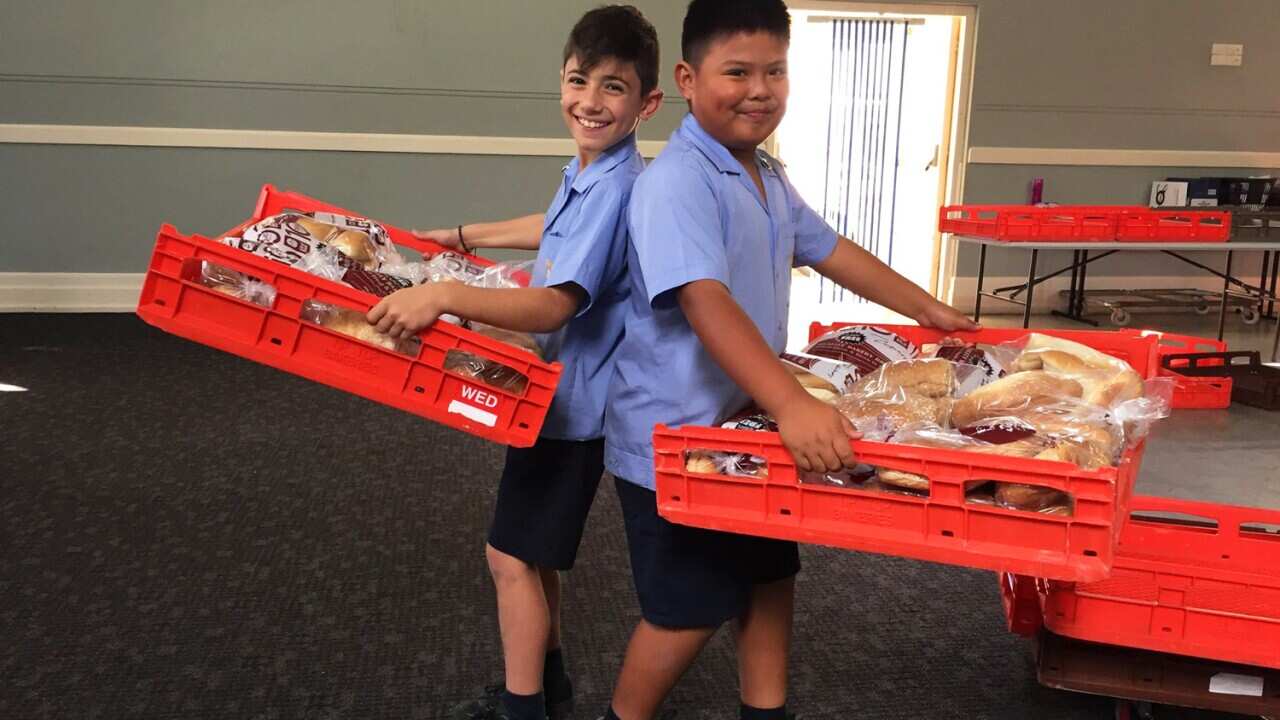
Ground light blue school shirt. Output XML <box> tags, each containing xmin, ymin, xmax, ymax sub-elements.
<box><xmin>604</xmin><ymin>114</ymin><xmax>838</xmax><ymax>488</ymax></box>
<box><xmin>531</xmin><ymin>134</ymin><xmax>640</xmax><ymax>441</ymax></box>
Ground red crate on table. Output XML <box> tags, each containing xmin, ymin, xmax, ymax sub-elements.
<box><xmin>651</xmin><ymin>324</ymin><xmax>1161</xmax><ymax>583</ymax></box>
<box><xmin>1038</xmin><ymin>496</ymin><xmax>1280</xmax><ymax>670</ymax></box>
<box><xmin>938</xmin><ymin>205</ymin><xmax>1141</xmax><ymax>242</ymax></box>
<box><xmin>1142</xmin><ymin>331</ymin><xmax>1232</xmax><ymax>409</ymax></box>
<box><xmin>938</xmin><ymin>205</ymin><xmax>1230</xmax><ymax>243</ymax></box>
<box><xmin>1115</xmin><ymin>209</ymin><xmax>1231</xmax><ymax>243</ymax></box>
<box><xmin>136</xmin><ymin>185</ymin><xmax>560</xmax><ymax>447</ymax></box>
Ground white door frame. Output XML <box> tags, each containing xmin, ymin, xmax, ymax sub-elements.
<box><xmin>783</xmin><ymin>0</ymin><xmax>978</xmax><ymax>304</ymax></box>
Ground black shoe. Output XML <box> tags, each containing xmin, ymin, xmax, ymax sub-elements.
<box><xmin>449</xmin><ymin>683</ymin><xmax>574</xmax><ymax>720</ymax></box>
<box><xmin>449</xmin><ymin>684</ymin><xmax>512</xmax><ymax>720</ymax></box>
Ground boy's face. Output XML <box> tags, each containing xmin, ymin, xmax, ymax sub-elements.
<box><xmin>560</xmin><ymin>55</ymin><xmax>662</xmax><ymax>164</ymax></box>
<box><xmin>676</xmin><ymin>31</ymin><xmax>789</xmax><ymax>154</ymax></box>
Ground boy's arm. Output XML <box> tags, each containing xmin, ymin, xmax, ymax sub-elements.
<box><xmin>412</xmin><ymin>213</ymin><xmax>545</xmax><ymax>251</ymax></box>
<box><xmin>811</xmin><ymin>237</ymin><xmax>979</xmax><ymax>331</ymax></box>
<box><xmin>677</xmin><ymin>280</ymin><xmax>858</xmax><ymax>473</ymax></box>
<box><xmin>368</xmin><ymin>282</ymin><xmax>583</xmax><ymax>339</ymax></box>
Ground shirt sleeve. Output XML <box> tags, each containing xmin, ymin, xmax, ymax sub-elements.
<box><xmin>629</xmin><ymin>156</ymin><xmax>728</xmax><ymax>305</ymax></box>
<box><xmin>786</xmin><ymin>174</ymin><xmax>839</xmax><ymax>267</ymax></box>
<box><xmin>543</xmin><ymin>178</ymin><xmax>628</xmax><ymax>317</ymax></box>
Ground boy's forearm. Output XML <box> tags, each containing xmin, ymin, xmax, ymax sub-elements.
<box><xmin>464</xmin><ymin>214</ymin><xmax>545</xmax><ymax>251</ymax></box>
<box><xmin>439</xmin><ymin>283</ymin><xmax>578</xmax><ymax>333</ymax></box>
<box><xmin>810</xmin><ymin>237</ymin><xmax>936</xmax><ymax>320</ymax></box>
<box><xmin>677</xmin><ymin>280</ymin><xmax>806</xmax><ymax>416</ymax></box>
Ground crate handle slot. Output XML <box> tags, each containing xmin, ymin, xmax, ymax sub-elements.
<box><xmin>1130</xmin><ymin>510</ymin><xmax>1219</xmax><ymax>532</ymax></box>
<box><xmin>1241</xmin><ymin>522</ymin><xmax>1280</xmax><ymax>541</ymax></box>
<box><xmin>1161</xmin><ymin>351</ymin><xmax>1255</xmax><ymax>372</ymax></box>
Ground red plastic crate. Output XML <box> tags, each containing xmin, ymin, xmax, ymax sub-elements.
<box><xmin>1000</xmin><ymin>570</ymin><xmax>1045</xmax><ymax>638</ymax></box>
<box><xmin>938</xmin><ymin>205</ymin><xmax>1230</xmax><ymax>243</ymax></box>
<box><xmin>1115</xmin><ymin>209</ymin><xmax>1231</xmax><ymax>243</ymax></box>
<box><xmin>1039</xmin><ymin>496</ymin><xmax>1280</xmax><ymax>670</ymax></box>
<box><xmin>938</xmin><ymin>205</ymin><xmax>1140</xmax><ymax>242</ymax></box>
<box><xmin>651</xmin><ymin>324</ymin><xmax>1161</xmax><ymax>582</ymax></box>
<box><xmin>1142</xmin><ymin>331</ymin><xmax>1232</xmax><ymax>410</ymax></box>
<box><xmin>136</xmin><ymin>185</ymin><xmax>561</xmax><ymax>446</ymax></box>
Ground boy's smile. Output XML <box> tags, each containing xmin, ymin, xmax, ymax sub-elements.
<box><xmin>676</xmin><ymin>31</ymin><xmax>789</xmax><ymax>165</ymax></box>
<box><xmin>561</xmin><ymin>56</ymin><xmax>662</xmax><ymax>169</ymax></box>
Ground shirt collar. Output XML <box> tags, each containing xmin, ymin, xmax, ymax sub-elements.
<box><xmin>563</xmin><ymin>132</ymin><xmax>638</xmax><ymax>193</ymax></box>
<box><xmin>677</xmin><ymin>113</ymin><xmax>779</xmax><ymax>178</ymax></box>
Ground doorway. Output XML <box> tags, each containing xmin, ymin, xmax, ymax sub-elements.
<box><xmin>777</xmin><ymin>2</ymin><xmax>976</xmax><ymax>347</ymax></box>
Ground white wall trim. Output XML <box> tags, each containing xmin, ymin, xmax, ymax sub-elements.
<box><xmin>968</xmin><ymin>146</ymin><xmax>1280</xmax><ymax>169</ymax></box>
<box><xmin>0</xmin><ymin>123</ymin><xmax>666</xmax><ymax>158</ymax></box>
<box><xmin>0</xmin><ymin>273</ymin><xmax>144</xmax><ymax>312</ymax></box>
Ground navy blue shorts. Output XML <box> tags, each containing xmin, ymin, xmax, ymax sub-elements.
<box><xmin>487</xmin><ymin>437</ymin><xmax>604</xmax><ymax>571</ymax></box>
<box><xmin>614</xmin><ymin>476</ymin><xmax>801</xmax><ymax>629</ymax></box>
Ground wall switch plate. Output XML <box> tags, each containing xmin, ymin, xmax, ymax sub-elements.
<box><xmin>1211</xmin><ymin>43</ymin><xmax>1243</xmax><ymax>66</ymax></box>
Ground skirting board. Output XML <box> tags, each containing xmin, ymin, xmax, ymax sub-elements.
<box><xmin>0</xmin><ymin>273</ymin><xmax>145</xmax><ymax>312</ymax></box>
<box><xmin>1</xmin><ymin>272</ymin><xmax>1266</xmax><ymax>316</ymax></box>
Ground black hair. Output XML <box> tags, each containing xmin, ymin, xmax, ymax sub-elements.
<box><xmin>681</xmin><ymin>0</ymin><xmax>791</xmax><ymax>67</ymax></box>
<box><xmin>563</xmin><ymin>5</ymin><xmax>660</xmax><ymax>96</ymax></box>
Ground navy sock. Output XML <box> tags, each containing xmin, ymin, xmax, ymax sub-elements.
<box><xmin>543</xmin><ymin>647</ymin><xmax>572</xmax><ymax>703</ymax></box>
<box><xmin>501</xmin><ymin>689</ymin><xmax>546</xmax><ymax>720</ymax></box>
<box><xmin>740</xmin><ymin>703</ymin><xmax>788</xmax><ymax>720</ymax></box>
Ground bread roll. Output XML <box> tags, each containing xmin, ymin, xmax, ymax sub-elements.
<box><xmin>321</xmin><ymin>311</ymin><xmax>400</xmax><ymax>352</ymax></box>
<box><xmin>877</xmin><ymin>468</ymin><xmax>930</xmax><ymax>491</ymax></box>
<box><xmin>995</xmin><ymin>483</ymin><xmax>1070</xmax><ymax>513</ymax></box>
<box><xmin>951</xmin><ymin>371</ymin><xmax>1084</xmax><ymax>428</ymax></box>
<box><xmin>328</xmin><ymin>229</ymin><xmax>379</xmax><ymax>269</ymax></box>
<box><xmin>784</xmin><ymin>362</ymin><xmax>839</xmax><ymax>394</ymax></box>
<box><xmin>1015</xmin><ymin>348</ymin><xmax>1144</xmax><ymax>408</ymax></box>
<box><xmin>295</xmin><ymin>217</ymin><xmax>340</xmax><ymax>243</ymax></box>
<box><xmin>686</xmin><ymin>452</ymin><xmax>719</xmax><ymax>475</ymax></box>
<box><xmin>852</xmin><ymin>359</ymin><xmax>955</xmax><ymax>399</ymax></box>
<box><xmin>838</xmin><ymin>393</ymin><xmax>951</xmax><ymax>428</ymax></box>
<box><xmin>1018</xmin><ymin>333</ymin><xmax>1129</xmax><ymax>372</ymax></box>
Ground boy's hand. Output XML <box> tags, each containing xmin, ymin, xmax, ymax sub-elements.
<box><xmin>774</xmin><ymin>392</ymin><xmax>861</xmax><ymax>473</ymax></box>
<box><xmin>367</xmin><ymin>284</ymin><xmax>452</xmax><ymax>340</ymax></box>
<box><xmin>915</xmin><ymin>300</ymin><xmax>980</xmax><ymax>332</ymax></box>
<box><xmin>412</xmin><ymin>227</ymin><xmax>462</xmax><ymax>249</ymax></box>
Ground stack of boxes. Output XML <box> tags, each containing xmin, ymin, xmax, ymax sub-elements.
<box><xmin>1151</xmin><ymin>176</ymin><xmax>1276</xmax><ymax>208</ymax></box>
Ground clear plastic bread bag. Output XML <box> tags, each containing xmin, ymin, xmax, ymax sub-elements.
<box><xmin>199</xmin><ymin>261</ymin><xmax>277</xmax><ymax>308</ymax></box>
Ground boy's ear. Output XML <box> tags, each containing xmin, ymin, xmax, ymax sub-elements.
<box><xmin>639</xmin><ymin>88</ymin><xmax>664</xmax><ymax>121</ymax></box>
<box><xmin>674</xmin><ymin>61</ymin><xmax>695</xmax><ymax>102</ymax></box>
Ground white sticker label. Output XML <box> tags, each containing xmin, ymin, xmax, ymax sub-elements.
<box><xmin>447</xmin><ymin>400</ymin><xmax>498</xmax><ymax>427</ymax></box>
<box><xmin>1208</xmin><ymin>672</ymin><xmax>1264</xmax><ymax>697</ymax></box>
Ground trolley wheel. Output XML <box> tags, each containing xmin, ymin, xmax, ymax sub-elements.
<box><xmin>1194</xmin><ymin>304</ymin><xmax>1211</xmax><ymax>315</ymax></box>
<box><xmin>1111</xmin><ymin>308</ymin><xmax>1131</xmax><ymax>326</ymax></box>
<box><xmin>1241</xmin><ymin>307</ymin><xmax>1261</xmax><ymax>325</ymax></box>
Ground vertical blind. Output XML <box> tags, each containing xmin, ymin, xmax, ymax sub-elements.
<box><xmin>818</xmin><ymin>18</ymin><xmax>909</xmax><ymax>303</ymax></box>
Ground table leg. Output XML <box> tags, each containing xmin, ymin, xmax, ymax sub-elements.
<box><xmin>974</xmin><ymin>243</ymin><xmax>987</xmax><ymax>321</ymax></box>
<box><xmin>1273</xmin><ymin>311</ymin><xmax>1280</xmax><ymax>363</ymax></box>
<box><xmin>1076</xmin><ymin>249</ymin><xmax>1090</xmax><ymax>317</ymax></box>
<box><xmin>1066</xmin><ymin>250</ymin><xmax>1081</xmax><ymax>317</ymax></box>
<box><xmin>1258</xmin><ymin>251</ymin><xmax>1270</xmax><ymax>317</ymax></box>
<box><xmin>1023</xmin><ymin>249</ymin><xmax>1039</xmax><ymax>329</ymax></box>
<box><xmin>1217</xmin><ymin>250</ymin><xmax>1233</xmax><ymax>342</ymax></box>
<box><xmin>1270</xmin><ymin>251</ymin><xmax>1279</xmax><ymax>318</ymax></box>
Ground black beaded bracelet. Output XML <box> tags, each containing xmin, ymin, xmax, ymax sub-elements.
<box><xmin>457</xmin><ymin>225</ymin><xmax>472</xmax><ymax>254</ymax></box>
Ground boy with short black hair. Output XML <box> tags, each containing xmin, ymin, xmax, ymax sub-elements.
<box><xmin>370</xmin><ymin>6</ymin><xmax>662</xmax><ymax>719</ymax></box>
<box><xmin>599</xmin><ymin>1</ymin><xmax>976</xmax><ymax>718</ymax></box>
